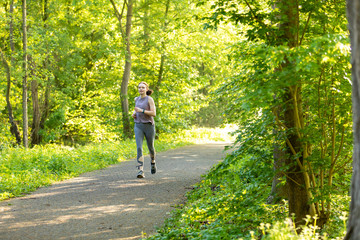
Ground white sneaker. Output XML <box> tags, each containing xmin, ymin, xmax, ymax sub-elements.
<box><xmin>137</xmin><ymin>170</ymin><xmax>145</xmax><ymax>178</ymax></box>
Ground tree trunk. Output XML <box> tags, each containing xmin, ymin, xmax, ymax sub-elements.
<box><xmin>154</xmin><ymin>0</ymin><xmax>170</xmax><ymax>138</ymax></box>
<box><xmin>268</xmin><ymin>132</ymin><xmax>288</xmax><ymax>203</ymax></box>
<box><xmin>156</xmin><ymin>0</ymin><xmax>170</xmax><ymax>94</ymax></box>
<box><xmin>0</xmin><ymin>49</ymin><xmax>22</xmax><ymax>145</ymax></box>
<box><xmin>39</xmin><ymin>0</ymin><xmax>51</xmax><ymax>142</ymax></box>
<box><xmin>120</xmin><ymin>0</ymin><xmax>135</xmax><ymax>139</ymax></box>
<box><xmin>8</xmin><ymin>0</ymin><xmax>21</xmax><ymax>145</ymax></box>
<box><xmin>109</xmin><ymin>0</ymin><xmax>135</xmax><ymax>139</ymax></box>
<box><xmin>277</xmin><ymin>0</ymin><xmax>312</xmax><ymax>226</ymax></box>
<box><xmin>268</xmin><ymin>4</ymin><xmax>288</xmax><ymax>203</ymax></box>
<box><xmin>284</xmin><ymin>85</ymin><xmax>311</xmax><ymax>226</ymax></box>
<box><xmin>30</xmin><ymin>0</ymin><xmax>51</xmax><ymax>145</ymax></box>
<box><xmin>1</xmin><ymin>0</ymin><xmax>22</xmax><ymax>145</ymax></box>
<box><xmin>345</xmin><ymin>0</ymin><xmax>360</xmax><ymax>238</ymax></box>
<box><xmin>22</xmin><ymin>0</ymin><xmax>29</xmax><ymax>148</ymax></box>
<box><xmin>39</xmin><ymin>79</ymin><xmax>51</xmax><ymax>141</ymax></box>
<box><xmin>31</xmin><ymin>79</ymin><xmax>41</xmax><ymax>145</ymax></box>
<box><xmin>142</xmin><ymin>0</ymin><xmax>150</xmax><ymax>53</ymax></box>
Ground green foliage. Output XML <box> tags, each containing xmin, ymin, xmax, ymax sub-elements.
<box><xmin>0</xmin><ymin>0</ymin><xmax>234</xmax><ymax>146</ymax></box>
<box><xmin>130</xmin><ymin>1</ymin><xmax>237</xmax><ymax>133</ymax></box>
<box><xmin>217</xmin><ymin>33</ymin><xmax>353</xmax><ymax>213</ymax></box>
<box><xmin>256</xmin><ymin>213</ymin><xmax>347</xmax><ymax>240</ymax></box>
<box><xmin>0</xmin><ymin>142</ymin><xmax>131</xmax><ymax>200</ymax></box>
<box><xmin>147</xmin><ymin>143</ymin><xmax>349</xmax><ymax>239</ymax></box>
<box><xmin>147</xmin><ymin>142</ymin><xmax>275</xmax><ymax>239</ymax></box>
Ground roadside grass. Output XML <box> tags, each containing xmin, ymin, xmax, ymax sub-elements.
<box><xmin>147</xmin><ymin>144</ymin><xmax>349</xmax><ymax>240</ymax></box>
<box><xmin>0</xmin><ymin>127</ymin><xmax>234</xmax><ymax>201</ymax></box>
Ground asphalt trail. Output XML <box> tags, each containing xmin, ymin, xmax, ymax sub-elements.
<box><xmin>0</xmin><ymin>143</ymin><xmax>229</xmax><ymax>240</ymax></box>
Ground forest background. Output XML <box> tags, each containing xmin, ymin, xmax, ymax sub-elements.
<box><xmin>0</xmin><ymin>0</ymin><xmax>355</xmax><ymax>239</ymax></box>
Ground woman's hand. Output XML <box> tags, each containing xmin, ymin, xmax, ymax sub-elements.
<box><xmin>132</xmin><ymin>111</ymin><xmax>137</xmax><ymax>119</ymax></box>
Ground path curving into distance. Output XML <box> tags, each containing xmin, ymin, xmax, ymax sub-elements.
<box><xmin>0</xmin><ymin>143</ymin><xmax>229</xmax><ymax>240</ymax></box>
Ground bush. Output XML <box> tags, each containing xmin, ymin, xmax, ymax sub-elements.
<box><xmin>147</xmin><ymin>143</ymin><xmax>349</xmax><ymax>240</ymax></box>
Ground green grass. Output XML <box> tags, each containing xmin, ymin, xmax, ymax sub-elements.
<box><xmin>0</xmin><ymin>127</ymin><xmax>233</xmax><ymax>201</ymax></box>
<box><xmin>146</xmin><ymin>141</ymin><xmax>349</xmax><ymax>240</ymax></box>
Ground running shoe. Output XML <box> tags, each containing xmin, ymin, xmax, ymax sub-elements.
<box><xmin>137</xmin><ymin>170</ymin><xmax>145</xmax><ymax>178</ymax></box>
<box><xmin>151</xmin><ymin>162</ymin><xmax>156</xmax><ymax>174</ymax></box>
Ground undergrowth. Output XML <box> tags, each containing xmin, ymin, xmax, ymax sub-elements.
<box><xmin>0</xmin><ymin>127</ymin><xmax>233</xmax><ymax>201</ymax></box>
<box><xmin>146</xmin><ymin>143</ymin><xmax>350</xmax><ymax>240</ymax></box>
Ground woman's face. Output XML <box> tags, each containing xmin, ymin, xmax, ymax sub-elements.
<box><xmin>138</xmin><ymin>83</ymin><xmax>147</xmax><ymax>95</ymax></box>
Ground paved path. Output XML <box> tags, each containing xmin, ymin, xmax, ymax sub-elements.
<box><xmin>0</xmin><ymin>143</ymin><xmax>229</xmax><ymax>240</ymax></box>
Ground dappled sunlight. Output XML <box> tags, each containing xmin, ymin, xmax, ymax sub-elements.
<box><xmin>116</xmin><ymin>237</ymin><xmax>141</xmax><ymax>240</ymax></box>
<box><xmin>179</xmin><ymin>125</ymin><xmax>238</xmax><ymax>144</ymax></box>
<box><xmin>89</xmin><ymin>204</ymin><xmax>132</xmax><ymax>214</ymax></box>
<box><xmin>59</xmin><ymin>231</ymin><xmax>119</xmax><ymax>240</ymax></box>
<box><xmin>54</xmin><ymin>213</ymin><xmax>93</xmax><ymax>223</ymax></box>
<box><xmin>133</xmin><ymin>198</ymin><xmax>145</xmax><ymax>201</ymax></box>
<box><xmin>158</xmin><ymin>177</ymin><xmax>176</xmax><ymax>181</ymax></box>
<box><xmin>0</xmin><ymin>143</ymin><xmax>228</xmax><ymax>239</ymax></box>
<box><xmin>116</xmin><ymin>181</ymin><xmax>157</xmax><ymax>188</ymax></box>
<box><xmin>0</xmin><ymin>195</ymin><xmax>177</xmax><ymax>236</ymax></box>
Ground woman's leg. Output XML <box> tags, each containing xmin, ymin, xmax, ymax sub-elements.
<box><xmin>144</xmin><ymin>124</ymin><xmax>156</xmax><ymax>174</ymax></box>
<box><xmin>134</xmin><ymin>124</ymin><xmax>145</xmax><ymax>174</ymax></box>
<box><xmin>144</xmin><ymin>124</ymin><xmax>156</xmax><ymax>162</ymax></box>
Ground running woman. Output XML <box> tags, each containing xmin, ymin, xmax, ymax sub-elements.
<box><xmin>132</xmin><ymin>81</ymin><xmax>157</xmax><ymax>178</ymax></box>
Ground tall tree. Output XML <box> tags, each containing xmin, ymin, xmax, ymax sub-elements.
<box><xmin>22</xmin><ymin>0</ymin><xmax>29</xmax><ymax>148</ymax></box>
<box><xmin>277</xmin><ymin>0</ymin><xmax>315</xmax><ymax>225</ymax></box>
<box><xmin>345</xmin><ymin>0</ymin><xmax>360</xmax><ymax>238</ymax></box>
<box><xmin>30</xmin><ymin>0</ymin><xmax>52</xmax><ymax>145</ymax></box>
<box><xmin>0</xmin><ymin>0</ymin><xmax>22</xmax><ymax>145</ymax></box>
<box><xmin>204</xmin><ymin>0</ymin><xmax>350</xmax><ymax>228</ymax></box>
<box><xmin>155</xmin><ymin>0</ymin><xmax>170</xmax><ymax>95</ymax></box>
<box><xmin>153</xmin><ymin>0</ymin><xmax>170</xmax><ymax>135</ymax></box>
<box><xmin>30</xmin><ymin>69</ymin><xmax>40</xmax><ymax>145</ymax></box>
<box><xmin>0</xmin><ymin>48</ymin><xmax>21</xmax><ymax>145</ymax></box>
<box><xmin>110</xmin><ymin>0</ymin><xmax>135</xmax><ymax>138</ymax></box>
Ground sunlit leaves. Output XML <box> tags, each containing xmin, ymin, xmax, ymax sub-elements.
<box><xmin>213</xmin><ymin>0</ymin><xmax>351</xmax><ymax>226</ymax></box>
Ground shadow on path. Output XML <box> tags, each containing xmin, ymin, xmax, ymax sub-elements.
<box><xmin>0</xmin><ymin>143</ymin><xmax>230</xmax><ymax>240</ymax></box>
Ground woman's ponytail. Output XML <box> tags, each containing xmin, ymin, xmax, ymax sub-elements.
<box><xmin>146</xmin><ymin>89</ymin><xmax>154</xmax><ymax>96</ymax></box>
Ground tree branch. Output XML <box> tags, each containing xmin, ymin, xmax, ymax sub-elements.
<box><xmin>244</xmin><ymin>0</ymin><xmax>270</xmax><ymax>40</ymax></box>
<box><xmin>0</xmin><ymin>48</ymin><xmax>10</xmax><ymax>73</ymax></box>
<box><xmin>299</xmin><ymin>10</ymin><xmax>312</xmax><ymax>45</ymax></box>
<box><xmin>109</xmin><ymin>0</ymin><xmax>127</xmax><ymax>38</ymax></box>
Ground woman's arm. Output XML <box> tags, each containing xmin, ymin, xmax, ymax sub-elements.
<box><xmin>147</xmin><ymin>97</ymin><xmax>156</xmax><ymax>117</ymax></box>
<box><xmin>132</xmin><ymin>97</ymin><xmax>137</xmax><ymax>119</ymax></box>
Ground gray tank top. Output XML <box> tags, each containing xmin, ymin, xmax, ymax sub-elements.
<box><xmin>134</xmin><ymin>96</ymin><xmax>154</xmax><ymax>125</ymax></box>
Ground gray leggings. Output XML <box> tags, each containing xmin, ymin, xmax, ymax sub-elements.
<box><xmin>134</xmin><ymin>123</ymin><xmax>156</xmax><ymax>170</ymax></box>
